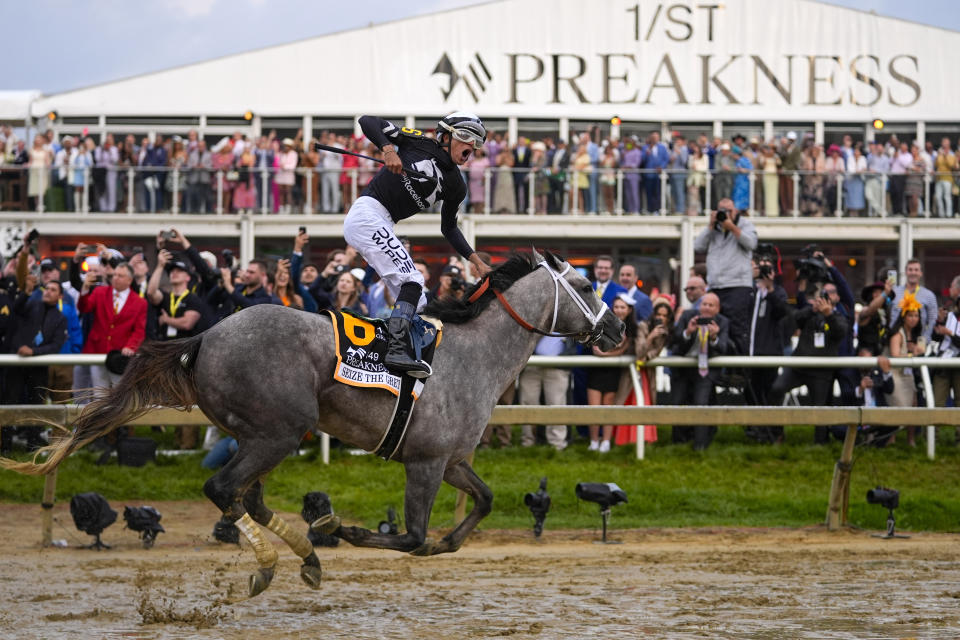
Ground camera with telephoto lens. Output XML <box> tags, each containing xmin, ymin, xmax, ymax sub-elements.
<box><xmin>794</xmin><ymin>243</ymin><xmax>832</xmax><ymax>293</ymax></box>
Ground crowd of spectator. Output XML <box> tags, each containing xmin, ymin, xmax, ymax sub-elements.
<box><xmin>3</xmin><ymin>123</ymin><xmax>960</xmax><ymax>218</ymax></box>
<box><xmin>0</xmin><ymin>203</ymin><xmax>958</xmax><ymax>455</ymax></box>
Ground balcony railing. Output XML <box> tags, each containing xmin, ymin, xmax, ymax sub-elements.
<box><xmin>2</xmin><ymin>164</ymin><xmax>957</xmax><ymax>219</ymax></box>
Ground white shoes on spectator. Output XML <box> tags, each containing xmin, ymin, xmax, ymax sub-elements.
<box><xmin>588</xmin><ymin>440</ymin><xmax>599</xmax><ymax>451</ymax></box>
<box><xmin>599</xmin><ymin>440</ymin><xmax>611</xmax><ymax>453</ymax></box>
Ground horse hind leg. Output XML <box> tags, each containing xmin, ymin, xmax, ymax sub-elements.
<box><xmin>203</xmin><ymin>439</ymin><xmax>293</xmax><ymax>598</ymax></box>
<box><xmin>243</xmin><ymin>480</ymin><xmax>322</xmax><ymax>590</ymax></box>
<box><xmin>411</xmin><ymin>460</ymin><xmax>492</xmax><ymax>556</ymax></box>
<box><xmin>316</xmin><ymin>458</ymin><xmax>446</xmax><ymax>553</ymax></box>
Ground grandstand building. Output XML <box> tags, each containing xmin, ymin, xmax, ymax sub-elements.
<box><xmin>4</xmin><ymin>0</ymin><xmax>960</xmax><ymax>295</ymax></box>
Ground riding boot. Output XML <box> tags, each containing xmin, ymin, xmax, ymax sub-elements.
<box><xmin>384</xmin><ymin>301</ymin><xmax>432</xmax><ymax>378</ymax></box>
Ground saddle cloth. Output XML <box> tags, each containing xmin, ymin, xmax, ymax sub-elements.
<box><xmin>326</xmin><ymin>309</ymin><xmax>442</xmax><ymax>460</ymax></box>
<box><xmin>326</xmin><ymin>309</ymin><xmax>441</xmax><ymax>398</ymax></box>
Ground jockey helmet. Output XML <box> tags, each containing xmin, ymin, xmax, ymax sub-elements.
<box><xmin>437</xmin><ymin>112</ymin><xmax>487</xmax><ymax>150</ymax></box>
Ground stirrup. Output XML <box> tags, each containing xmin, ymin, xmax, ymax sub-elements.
<box><xmin>385</xmin><ymin>357</ymin><xmax>432</xmax><ymax>379</ymax></box>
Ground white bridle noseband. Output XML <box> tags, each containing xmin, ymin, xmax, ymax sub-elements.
<box><xmin>536</xmin><ymin>261</ymin><xmax>610</xmax><ymax>341</ymax></box>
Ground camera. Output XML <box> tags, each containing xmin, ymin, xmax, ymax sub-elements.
<box><xmin>866</xmin><ymin>487</ymin><xmax>899</xmax><ymax>510</ymax></box>
<box><xmin>754</xmin><ymin>242</ymin><xmax>778</xmax><ymax>279</ymax></box>
<box><xmin>26</xmin><ymin>228</ymin><xmax>39</xmax><ymax>244</ymax></box>
<box><xmin>221</xmin><ymin>249</ymin><xmax>234</xmax><ymax>269</ymax></box>
<box><xmin>794</xmin><ymin>244</ymin><xmax>832</xmax><ymax>292</ymax></box>
<box><xmin>713</xmin><ymin>207</ymin><xmax>730</xmax><ymax>231</ymax></box>
<box><xmin>298</xmin><ymin>226</ymin><xmax>307</xmax><ymax>235</ymax></box>
<box><xmin>696</xmin><ymin>316</ymin><xmax>712</xmax><ymax>325</ymax></box>
<box><xmin>449</xmin><ymin>276</ymin><xmax>464</xmax><ymax>291</ymax></box>
<box><xmin>161</xmin><ymin>230</ymin><xmax>175</xmax><ymax>241</ymax></box>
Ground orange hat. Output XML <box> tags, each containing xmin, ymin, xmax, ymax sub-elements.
<box><xmin>898</xmin><ymin>290</ymin><xmax>922</xmax><ymax>316</ymax></box>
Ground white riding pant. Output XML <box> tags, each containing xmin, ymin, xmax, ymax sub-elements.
<box><xmin>344</xmin><ymin>196</ymin><xmax>427</xmax><ymax>311</ymax></box>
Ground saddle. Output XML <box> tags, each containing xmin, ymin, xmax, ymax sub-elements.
<box><xmin>325</xmin><ymin>310</ymin><xmax>442</xmax><ymax>459</ymax></box>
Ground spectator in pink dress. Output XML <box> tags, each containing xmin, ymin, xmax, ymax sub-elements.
<box><xmin>212</xmin><ymin>141</ymin><xmax>235</xmax><ymax>213</ymax></box>
<box><xmin>275</xmin><ymin>138</ymin><xmax>298</xmax><ymax>213</ymax></box>
<box><xmin>467</xmin><ymin>147</ymin><xmax>490</xmax><ymax>213</ymax></box>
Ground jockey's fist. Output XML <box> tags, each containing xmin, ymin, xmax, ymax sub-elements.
<box><xmin>382</xmin><ymin>145</ymin><xmax>403</xmax><ymax>175</ymax></box>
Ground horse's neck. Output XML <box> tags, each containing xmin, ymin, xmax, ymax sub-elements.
<box><xmin>449</xmin><ymin>278</ymin><xmax>551</xmax><ymax>388</ymax></box>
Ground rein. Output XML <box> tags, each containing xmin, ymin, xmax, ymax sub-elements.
<box><xmin>468</xmin><ymin>261</ymin><xmax>608</xmax><ymax>342</ymax></box>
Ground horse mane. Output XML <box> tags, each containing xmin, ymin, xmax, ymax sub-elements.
<box><xmin>422</xmin><ymin>253</ymin><xmax>538</xmax><ymax>324</ymax></box>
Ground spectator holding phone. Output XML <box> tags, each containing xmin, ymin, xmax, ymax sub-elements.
<box><xmin>290</xmin><ymin>229</ymin><xmax>318</xmax><ymax>312</ymax></box>
<box><xmin>78</xmin><ymin>260</ymin><xmax>147</xmax><ymax>391</ymax></box>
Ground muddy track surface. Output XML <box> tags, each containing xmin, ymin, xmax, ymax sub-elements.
<box><xmin>1</xmin><ymin>501</ymin><xmax>958</xmax><ymax>639</ymax></box>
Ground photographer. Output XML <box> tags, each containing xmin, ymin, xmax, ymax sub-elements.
<box><xmin>212</xmin><ymin>259</ymin><xmax>274</xmax><ymax>315</ymax></box>
<box><xmin>795</xmin><ymin>247</ymin><xmax>857</xmax><ymax>406</ymax></box>
<box><xmin>745</xmin><ymin>249</ymin><xmax>790</xmax><ymax>443</ymax></box>
<box><xmin>671</xmin><ymin>292</ymin><xmax>731</xmax><ymax>450</ymax></box>
<box><xmin>158</xmin><ymin>229</ymin><xmax>219</xmax><ymax>300</ymax></box>
<box><xmin>853</xmin><ymin>349</ymin><xmax>897</xmax><ymax>447</ymax></box>
<box><xmin>768</xmin><ymin>291</ymin><xmax>847</xmax><ymax>444</ymax></box>
<box><xmin>146</xmin><ymin>250</ymin><xmax>204</xmax><ymax>340</ymax></box>
<box><xmin>429</xmin><ymin>264</ymin><xmax>466</xmax><ymax>302</ymax></box>
<box><xmin>694</xmin><ymin>197</ymin><xmax>757</xmax><ymax>355</ymax></box>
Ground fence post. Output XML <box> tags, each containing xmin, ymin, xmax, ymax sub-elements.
<box><xmin>41</xmin><ymin>470</ymin><xmax>57</xmax><ymax>547</ymax></box>
<box><xmin>171</xmin><ymin>168</ymin><xmax>180</xmax><ymax>214</ymax></box>
<box><xmin>748</xmin><ymin>170</ymin><xmax>757</xmax><ymax>216</ymax></box>
<box><xmin>126</xmin><ymin>167</ymin><xmax>135</xmax><ymax>213</ymax></box>
<box><xmin>628</xmin><ymin>363</ymin><xmax>645</xmax><ymax>460</ymax></box>
<box><xmin>305</xmin><ymin>169</ymin><xmax>312</xmax><ymax>214</ymax></box>
<box><xmin>351</xmin><ymin>169</ymin><xmax>358</xmax><ymax>207</ymax></box>
<box><xmin>527</xmin><ymin>171</ymin><xmax>536</xmax><ymax>215</ymax></box>
<box><xmin>216</xmin><ymin>170</ymin><xmax>224</xmax><ymax>214</ymax></box>
<box><xmin>37</xmin><ymin>167</ymin><xmax>45</xmax><ymax>213</ymax></box>
<box><xmin>920</xmin><ymin>365</ymin><xmax>937</xmax><ymax>461</ymax></box>
<box><xmin>615</xmin><ymin>169</ymin><xmax>624</xmax><ymax>215</ymax></box>
<box><xmin>923</xmin><ymin>173</ymin><xmax>932</xmax><ymax>218</ymax></box>
<box><xmin>82</xmin><ymin>167</ymin><xmax>90</xmax><ymax>214</ymax></box>
<box><xmin>835</xmin><ymin>174</ymin><xmax>843</xmax><ymax>217</ymax></box>
<box><xmin>826</xmin><ymin>420</ymin><xmax>858</xmax><ymax>530</ymax></box>
<box><xmin>792</xmin><ymin>171</ymin><xmax>800</xmax><ymax>216</ymax></box>
<box><xmin>261</xmin><ymin>168</ymin><xmax>269</xmax><ymax>214</ymax></box>
<box><xmin>880</xmin><ymin>173</ymin><xmax>888</xmax><ymax>217</ymax></box>
<box><xmin>483</xmin><ymin>168</ymin><xmax>491</xmax><ymax>214</ymax></box>
<box><xmin>659</xmin><ymin>170</ymin><xmax>667</xmax><ymax>214</ymax></box>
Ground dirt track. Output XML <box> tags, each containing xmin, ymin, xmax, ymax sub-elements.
<box><xmin>1</xmin><ymin>500</ymin><xmax>959</xmax><ymax>639</ymax></box>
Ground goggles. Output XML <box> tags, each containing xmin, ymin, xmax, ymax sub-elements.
<box><xmin>451</xmin><ymin>128</ymin><xmax>485</xmax><ymax>150</ymax></box>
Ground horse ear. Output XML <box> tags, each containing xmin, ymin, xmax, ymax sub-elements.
<box><xmin>530</xmin><ymin>246</ymin><xmax>545</xmax><ymax>264</ymax></box>
<box><xmin>544</xmin><ymin>250</ymin><xmax>565</xmax><ymax>270</ymax></box>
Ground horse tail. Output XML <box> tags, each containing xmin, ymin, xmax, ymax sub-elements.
<box><xmin>0</xmin><ymin>335</ymin><xmax>204</xmax><ymax>476</ymax></box>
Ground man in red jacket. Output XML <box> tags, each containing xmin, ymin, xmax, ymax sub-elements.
<box><xmin>78</xmin><ymin>262</ymin><xmax>147</xmax><ymax>391</ymax></box>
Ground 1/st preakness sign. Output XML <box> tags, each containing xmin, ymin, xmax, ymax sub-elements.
<box><xmin>416</xmin><ymin>0</ymin><xmax>949</xmax><ymax>121</ymax></box>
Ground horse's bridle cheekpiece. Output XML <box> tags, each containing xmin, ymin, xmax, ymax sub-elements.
<box><xmin>469</xmin><ymin>260</ymin><xmax>609</xmax><ymax>344</ymax></box>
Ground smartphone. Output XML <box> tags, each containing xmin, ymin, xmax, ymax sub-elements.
<box><xmin>696</xmin><ymin>316</ymin><xmax>712</xmax><ymax>325</ymax></box>
<box><xmin>886</xmin><ymin>269</ymin><xmax>897</xmax><ymax>285</ymax></box>
<box><xmin>299</xmin><ymin>226</ymin><xmax>307</xmax><ymax>234</ymax></box>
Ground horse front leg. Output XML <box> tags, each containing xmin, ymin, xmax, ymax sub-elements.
<box><xmin>312</xmin><ymin>458</ymin><xmax>445</xmax><ymax>553</ymax></box>
<box><xmin>411</xmin><ymin>460</ymin><xmax>492</xmax><ymax>556</ymax></box>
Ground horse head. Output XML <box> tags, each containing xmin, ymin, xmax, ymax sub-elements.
<box><xmin>534</xmin><ymin>250</ymin><xmax>625</xmax><ymax>351</ymax></box>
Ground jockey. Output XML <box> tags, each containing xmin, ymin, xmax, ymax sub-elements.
<box><xmin>345</xmin><ymin>112</ymin><xmax>492</xmax><ymax>378</ymax></box>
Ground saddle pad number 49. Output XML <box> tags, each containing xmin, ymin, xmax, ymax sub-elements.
<box><xmin>329</xmin><ymin>310</ymin><xmax>422</xmax><ymax>398</ymax></box>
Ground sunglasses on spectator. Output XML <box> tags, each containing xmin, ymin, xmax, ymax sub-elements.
<box><xmin>683</xmin><ymin>286</ymin><xmax>700</xmax><ymax>291</ymax></box>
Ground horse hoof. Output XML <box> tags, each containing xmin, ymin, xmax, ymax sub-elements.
<box><xmin>410</xmin><ymin>539</ymin><xmax>437</xmax><ymax>556</ymax></box>
<box><xmin>300</xmin><ymin>563</ymin><xmax>323</xmax><ymax>590</ymax></box>
<box><xmin>311</xmin><ymin>513</ymin><xmax>341</xmax><ymax>535</ymax></box>
<box><xmin>248</xmin><ymin>566</ymin><xmax>275</xmax><ymax>598</ymax></box>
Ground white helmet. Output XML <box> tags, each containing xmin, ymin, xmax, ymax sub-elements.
<box><xmin>437</xmin><ymin>111</ymin><xmax>487</xmax><ymax>150</ymax></box>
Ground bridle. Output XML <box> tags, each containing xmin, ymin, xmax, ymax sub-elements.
<box><xmin>468</xmin><ymin>261</ymin><xmax>609</xmax><ymax>343</ymax></box>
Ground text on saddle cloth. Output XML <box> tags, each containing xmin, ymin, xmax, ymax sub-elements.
<box><xmin>326</xmin><ymin>309</ymin><xmax>441</xmax><ymax>398</ymax></box>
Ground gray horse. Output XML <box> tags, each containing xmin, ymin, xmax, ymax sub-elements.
<box><xmin>2</xmin><ymin>251</ymin><xmax>622</xmax><ymax>597</ymax></box>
